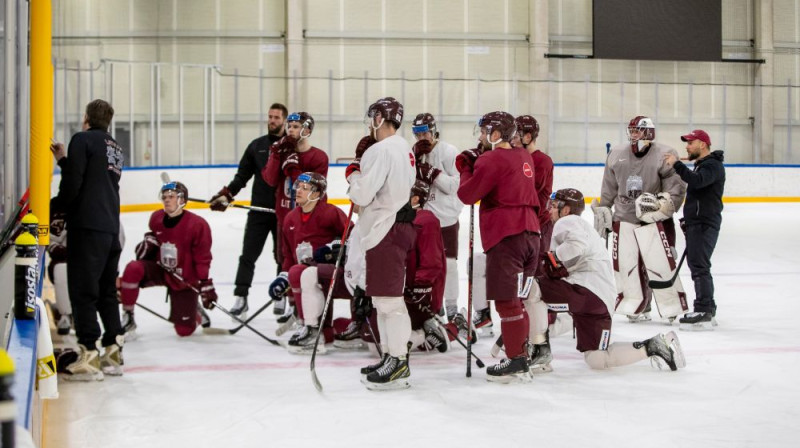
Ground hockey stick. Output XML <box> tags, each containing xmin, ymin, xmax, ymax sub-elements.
<box><xmin>363</xmin><ymin>315</ymin><xmax>383</xmax><ymax>358</ymax></box>
<box><xmin>418</xmin><ymin>306</ymin><xmax>484</xmax><ymax>368</ymax></box>
<box><xmin>135</xmin><ymin>302</ymin><xmax>171</xmax><ymax>322</ymax></box>
<box><xmin>466</xmin><ymin>204</ymin><xmax>475</xmax><ymax>378</ymax></box>
<box><xmin>0</xmin><ymin>188</ymin><xmax>31</xmax><ymax>255</ymax></box>
<box><xmin>228</xmin><ymin>298</ymin><xmax>275</xmax><ymax>335</ymax></box>
<box><xmin>648</xmin><ymin>248</ymin><xmax>687</xmax><ymax>289</ymax></box>
<box><xmin>311</xmin><ymin>203</ymin><xmax>355</xmax><ymax>392</ymax></box>
<box><xmin>187</xmin><ymin>197</ymin><xmax>275</xmax><ymax>214</ymax></box>
<box><xmin>134</xmin><ymin>295</ymin><xmax>230</xmax><ymax>335</ymax></box>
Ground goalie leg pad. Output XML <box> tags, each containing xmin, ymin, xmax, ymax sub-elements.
<box><xmin>634</xmin><ymin>223</ymin><xmax>689</xmax><ymax>319</ymax></box>
<box><xmin>612</xmin><ymin>221</ymin><xmax>651</xmax><ymax>316</ymax></box>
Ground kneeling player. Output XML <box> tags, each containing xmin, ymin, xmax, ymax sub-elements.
<box><xmin>527</xmin><ymin>189</ymin><xmax>686</xmax><ymax>372</ymax></box>
<box><xmin>119</xmin><ymin>182</ymin><xmax>218</xmax><ymax>337</ymax></box>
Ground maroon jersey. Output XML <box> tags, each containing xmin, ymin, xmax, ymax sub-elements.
<box><xmin>149</xmin><ymin>209</ymin><xmax>212</xmax><ymax>291</ymax></box>
<box><xmin>262</xmin><ymin>147</ymin><xmax>329</xmax><ymax>224</ymax></box>
<box><xmin>531</xmin><ymin>149</ymin><xmax>554</xmax><ymax>228</ymax></box>
<box><xmin>280</xmin><ymin>201</ymin><xmax>347</xmax><ymax>271</ymax></box>
<box><xmin>457</xmin><ymin>146</ymin><xmax>540</xmax><ymax>251</ymax></box>
<box><xmin>405</xmin><ymin>209</ymin><xmax>446</xmax><ymax>311</ymax></box>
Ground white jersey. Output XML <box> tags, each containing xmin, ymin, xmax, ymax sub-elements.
<box><xmin>348</xmin><ymin>134</ymin><xmax>416</xmax><ymax>251</ymax></box>
<box><xmin>551</xmin><ymin>215</ymin><xmax>617</xmax><ymax>315</ymax></box>
<box><xmin>343</xmin><ymin>223</ymin><xmax>365</xmax><ymax>295</ymax></box>
<box><xmin>420</xmin><ymin>140</ymin><xmax>463</xmax><ymax>227</ymax></box>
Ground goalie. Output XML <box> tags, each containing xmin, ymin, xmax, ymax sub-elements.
<box><xmin>592</xmin><ymin>116</ymin><xmax>688</xmax><ymax>323</ymax></box>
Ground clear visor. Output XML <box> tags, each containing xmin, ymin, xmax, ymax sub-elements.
<box><xmin>293</xmin><ymin>173</ymin><xmax>315</xmax><ymax>193</ymax></box>
<box><xmin>473</xmin><ymin>123</ymin><xmax>485</xmax><ymax>137</ymax></box>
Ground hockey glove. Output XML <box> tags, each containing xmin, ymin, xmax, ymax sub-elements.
<box><xmin>135</xmin><ymin>231</ymin><xmax>160</xmax><ymax>261</ymax></box>
<box><xmin>268</xmin><ymin>272</ymin><xmax>290</xmax><ymax>301</ymax></box>
<box><xmin>345</xmin><ymin>159</ymin><xmax>361</xmax><ymax>183</ymax></box>
<box><xmin>590</xmin><ymin>199</ymin><xmax>612</xmax><ymax>239</ymax></box>
<box><xmin>635</xmin><ymin>192</ymin><xmax>674</xmax><ymax>223</ymax></box>
<box><xmin>417</xmin><ymin>162</ymin><xmax>441</xmax><ymax>184</ymax></box>
<box><xmin>281</xmin><ymin>152</ymin><xmax>302</xmax><ymax>179</ymax></box>
<box><xmin>542</xmin><ymin>251</ymin><xmax>569</xmax><ymax>279</ymax></box>
<box><xmin>209</xmin><ymin>186</ymin><xmax>234</xmax><ymax>212</ymax></box>
<box><xmin>50</xmin><ymin>212</ymin><xmax>66</xmax><ymax>237</ymax></box>
<box><xmin>295</xmin><ymin>241</ymin><xmax>314</xmax><ymax>265</ymax></box>
<box><xmin>353</xmin><ymin>287</ymin><xmax>373</xmax><ymax>321</ymax></box>
<box><xmin>404</xmin><ymin>284</ymin><xmax>433</xmax><ymax>305</ymax></box>
<box><xmin>455</xmin><ymin>148</ymin><xmax>482</xmax><ymax>174</ymax></box>
<box><xmin>412</xmin><ymin>139</ymin><xmax>434</xmax><ymax>158</ymax></box>
<box><xmin>197</xmin><ymin>279</ymin><xmax>218</xmax><ymax>309</ymax></box>
<box><xmin>355</xmin><ymin>135</ymin><xmax>376</xmax><ymax>159</ymax></box>
<box><xmin>270</xmin><ymin>135</ymin><xmax>297</xmax><ymax>155</ymax></box>
<box><xmin>313</xmin><ymin>239</ymin><xmax>344</xmax><ymax>264</ymax></box>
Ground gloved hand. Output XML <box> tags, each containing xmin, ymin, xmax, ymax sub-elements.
<box><xmin>355</xmin><ymin>135</ymin><xmax>376</xmax><ymax>159</ymax></box>
<box><xmin>50</xmin><ymin>212</ymin><xmax>66</xmax><ymax>237</ymax></box>
<box><xmin>455</xmin><ymin>147</ymin><xmax>482</xmax><ymax>174</ymax></box>
<box><xmin>281</xmin><ymin>152</ymin><xmax>302</xmax><ymax>179</ymax></box>
<box><xmin>679</xmin><ymin>217</ymin><xmax>687</xmax><ymax>235</ymax></box>
<box><xmin>135</xmin><ymin>231</ymin><xmax>160</xmax><ymax>261</ymax></box>
<box><xmin>404</xmin><ymin>284</ymin><xmax>433</xmax><ymax>305</ymax></box>
<box><xmin>197</xmin><ymin>279</ymin><xmax>218</xmax><ymax>309</ymax></box>
<box><xmin>345</xmin><ymin>159</ymin><xmax>361</xmax><ymax>183</ymax></box>
<box><xmin>209</xmin><ymin>186</ymin><xmax>233</xmax><ymax>212</ymax></box>
<box><xmin>416</xmin><ymin>162</ymin><xmax>441</xmax><ymax>184</ymax></box>
<box><xmin>635</xmin><ymin>192</ymin><xmax>674</xmax><ymax>223</ymax></box>
<box><xmin>270</xmin><ymin>135</ymin><xmax>297</xmax><ymax>155</ymax></box>
<box><xmin>269</xmin><ymin>272</ymin><xmax>290</xmax><ymax>301</ymax></box>
<box><xmin>412</xmin><ymin>139</ymin><xmax>433</xmax><ymax>158</ymax></box>
<box><xmin>542</xmin><ymin>251</ymin><xmax>569</xmax><ymax>279</ymax></box>
<box><xmin>313</xmin><ymin>239</ymin><xmax>343</xmax><ymax>264</ymax></box>
<box><xmin>590</xmin><ymin>198</ymin><xmax>612</xmax><ymax>239</ymax></box>
<box><xmin>353</xmin><ymin>287</ymin><xmax>373</xmax><ymax>321</ymax></box>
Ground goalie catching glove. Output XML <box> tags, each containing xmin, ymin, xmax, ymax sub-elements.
<box><xmin>635</xmin><ymin>192</ymin><xmax>674</xmax><ymax>223</ymax></box>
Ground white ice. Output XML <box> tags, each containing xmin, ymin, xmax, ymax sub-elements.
<box><xmin>44</xmin><ymin>202</ymin><xmax>800</xmax><ymax>448</ymax></box>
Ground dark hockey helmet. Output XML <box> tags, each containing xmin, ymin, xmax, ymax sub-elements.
<box><xmin>515</xmin><ymin>115</ymin><xmax>540</xmax><ymax>141</ymax></box>
<box><xmin>550</xmin><ymin>188</ymin><xmax>585</xmax><ymax>216</ymax></box>
<box><xmin>160</xmin><ymin>181</ymin><xmax>189</xmax><ymax>205</ymax></box>
<box><xmin>626</xmin><ymin>115</ymin><xmax>655</xmax><ymax>143</ymax></box>
<box><xmin>410</xmin><ymin>179</ymin><xmax>431</xmax><ymax>207</ymax></box>
<box><xmin>287</xmin><ymin>111</ymin><xmax>315</xmax><ymax>133</ymax></box>
<box><xmin>476</xmin><ymin>111</ymin><xmax>517</xmax><ymax>143</ymax></box>
<box><xmin>367</xmin><ymin>97</ymin><xmax>404</xmax><ymax>129</ymax></box>
<box><xmin>412</xmin><ymin>113</ymin><xmax>438</xmax><ymax>139</ymax></box>
<box><xmin>294</xmin><ymin>172</ymin><xmax>327</xmax><ymax>196</ymax></box>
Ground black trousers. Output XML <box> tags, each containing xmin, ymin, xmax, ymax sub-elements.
<box><xmin>66</xmin><ymin>228</ymin><xmax>123</xmax><ymax>348</ymax></box>
<box><xmin>233</xmin><ymin>210</ymin><xmax>278</xmax><ymax>297</ymax></box>
<box><xmin>685</xmin><ymin>223</ymin><xmax>720</xmax><ymax>314</ymax></box>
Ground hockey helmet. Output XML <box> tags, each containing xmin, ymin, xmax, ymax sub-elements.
<box><xmin>626</xmin><ymin>115</ymin><xmax>655</xmax><ymax>144</ymax></box>
<box><xmin>287</xmin><ymin>112</ymin><xmax>315</xmax><ymax>134</ymax></box>
<box><xmin>366</xmin><ymin>97</ymin><xmax>404</xmax><ymax>129</ymax></box>
<box><xmin>412</xmin><ymin>113</ymin><xmax>438</xmax><ymax>139</ymax></box>
<box><xmin>550</xmin><ymin>188</ymin><xmax>585</xmax><ymax>216</ymax></box>
<box><xmin>293</xmin><ymin>172</ymin><xmax>327</xmax><ymax>196</ymax></box>
<box><xmin>475</xmin><ymin>111</ymin><xmax>517</xmax><ymax>143</ymax></box>
<box><xmin>515</xmin><ymin>115</ymin><xmax>540</xmax><ymax>141</ymax></box>
<box><xmin>160</xmin><ymin>181</ymin><xmax>189</xmax><ymax>205</ymax></box>
<box><xmin>410</xmin><ymin>179</ymin><xmax>431</xmax><ymax>207</ymax></box>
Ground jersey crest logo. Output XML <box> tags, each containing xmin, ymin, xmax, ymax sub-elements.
<box><xmin>522</xmin><ymin>162</ymin><xmax>533</xmax><ymax>178</ymax></box>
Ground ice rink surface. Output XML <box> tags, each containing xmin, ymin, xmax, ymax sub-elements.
<box><xmin>44</xmin><ymin>202</ymin><xmax>800</xmax><ymax>448</ymax></box>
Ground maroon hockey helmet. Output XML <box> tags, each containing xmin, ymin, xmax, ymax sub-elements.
<box><xmin>626</xmin><ymin>115</ymin><xmax>655</xmax><ymax>143</ymax></box>
<box><xmin>410</xmin><ymin>179</ymin><xmax>431</xmax><ymax>207</ymax></box>
<box><xmin>550</xmin><ymin>188</ymin><xmax>585</xmax><ymax>216</ymax></box>
<box><xmin>367</xmin><ymin>97</ymin><xmax>404</xmax><ymax>128</ymax></box>
<box><xmin>515</xmin><ymin>115</ymin><xmax>540</xmax><ymax>141</ymax></box>
<box><xmin>412</xmin><ymin>113</ymin><xmax>438</xmax><ymax>139</ymax></box>
<box><xmin>287</xmin><ymin>111</ymin><xmax>315</xmax><ymax>133</ymax></box>
<box><xmin>294</xmin><ymin>172</ymin><xmax>327</xmax><ymax>196</ymax></box>
<box><xmin>160</xmin><ymin>181</ymin><xmax>189</xmax><ymax>205</ymax></box>
<box><xmin>477</xmin><ymin>111</ymin><xmax>517</xmax><ymax>142</ymax></box>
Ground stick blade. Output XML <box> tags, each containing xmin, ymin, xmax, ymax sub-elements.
<box><xmin>202</xmin><ymin>327</ymin><xmax>231</xmax><ymax>335</ymax></box>
<box><xmin>311</xmin><ymin>368</ymin><xmax>324</xmax><ymax>392</ymax></box>
<box><xmin>648</xmin><ymin>279</ymin><xmax>673</xmax><ymax>289</ymax></box>
<box><xmin>160</xmin><ymin>172</ymin><xmax>171</xmax><ymax>184</ymax></box>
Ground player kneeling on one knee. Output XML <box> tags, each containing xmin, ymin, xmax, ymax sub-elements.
<box><xmin>119</xmin><ymin>181</ymin><xmax>218</xmax><ymax>337</ymax></box>
<box><xmin>526</xmin><ymin>188</ymin><xmax>686</xmax><ymax>372</ymax></box>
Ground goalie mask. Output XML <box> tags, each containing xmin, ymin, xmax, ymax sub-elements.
<box><xmin>286</xmin><ymin>112</ymin><xmax>315</xmax><ymax>139</ymax></box>
<box><xmin>626</xmin><ymin>115</ymin><xmax>655</xmax><ymax>152</ymax></box>
<box><xmin>475</xmin><ymin>111</ymin><xmax>517</xmax><ymax>148</ymax></box>
<box><xmin>550</xmin><ymin>188</ymin><xmax>585</xmax><ymax>216</ymax></box>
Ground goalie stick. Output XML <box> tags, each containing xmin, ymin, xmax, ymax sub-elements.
<box><xmin>648</xmin><ymin>248</ymin><xmax>687</xmax><ymax>289</ymax></box>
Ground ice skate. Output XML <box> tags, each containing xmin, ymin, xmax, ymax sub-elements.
<box><xmin>56</xmin><ymin>313</ymin><xmax>72</xmax><ymax>336</ymax></box>
<box><xmin>360</xmin><ymin>353</ymin><xmax>389</xmax><ymax>378</ymax></box>
<box><xmin>333</xmin><ymin>320</ymin><xmax>367</xmax><ymax>350</ymax></box>
<box><xmin>100</xmin><ymin>335</ymin><xmax>125</xmax><ymax>376</ymax></box>
<box><xmin>486</xmin><ymin>356</ymin><xmax>532</xmax><ymax>384</ymax></box>
<box><xmin>635</xmin><ymin>331</ymin><xmax>686</xmax><ymax>371</ymax></box>
<box><xmin>421</xmin><ymin>318</ymin><xmax>449</xmax><ymax>353</ymax></box>
<box><xmin>679</xmin><ymin>311</ymin><xmax>717</xmax><ymax>331</ymax></box>
<box><xmin>287</xmin><ymin>325</ymin><xmax>326</xmax><ymax>355</ymax></box>
<box><xmin>230</xmin><ymin>296</ymin><xmax>249</xmax><ymax>322</ymax></box>
<box><xmin>362</xmin><ymin>355</ymin><xmax>410</xmax><ymax>391</ymax></box>
<box><xmin>472</xmin><ymin>307</ymin><xmax>494</xmax><ymax>336</ymax></box>
<box><xmin>626</xmin><ymin>312</ymin><xmax>651</xmax><ymax>323</ymax></box>
<box><xmin>62</xmin><ymin>344</ymin><xmax>104</xmax><ymax>382</ymax></box>
<box><xmin>121</xmin><ymin>309</ymin><xmax>137</xmax><ymax>340</ymax></box>
<box><xmin>527</xmin><ymin>342</ymin><xmax>553</xmax><ymax>373</ymax></box>
<box><xmin>273</xmin><ymin>296</ymin><xmax>287</xmax><ymax>316</ymax></box>
<box><xmin>452</xmin><ymin>310</ymin><xmax>477</xmax><ymax>343</ymax></box>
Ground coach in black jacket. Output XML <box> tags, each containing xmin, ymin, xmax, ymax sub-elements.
<box><xmin>665</xmin><ymin>129</ymin><xmax>726</xmax><ymax>327</ymax></box>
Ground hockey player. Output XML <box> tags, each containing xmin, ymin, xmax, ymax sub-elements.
<box><xmin>47</xmin><ymin>197</ymin><xmax>72</xmax><ymax>335</ymax></box>
<box><xmin>410</xmin><ymin>113</ymin><xmax>464</xmax><ymax>321</ymax></box>
<box><xmin>456</xmin><ymin>111</ymin><xmax>541</xmax><ymax>383</ymax></box>
<box><xmin>262</xmin><ymin>112</ymin><xmax>329</xmax><ymax>320</ymax></box>
<box><xmin>346</xmin><ymin>97</ymin><xmax>417</xmax><ymax>390</ymax></box>
<box><xmin>591</xmin><ymin>116</ymin><xmax>688</xmax><ymax>323</ymax></box>
<box><xmin>277</xmin><ymin>172</ymin><xmax>347</xmax><ymax>352</ymax></box>
<box><xmin>208</xmin><ymin>103</ymin><xmax>285</xmax><ymax>320</ymax></box>
<box><xmin>526</xmin><ymin>188</ymin><xmax>686</xmax><ymax>372</ymax></box>
<box><xmin>665</xmin><ymin>130</ymin><xmax>726</xmax><ymax>330</ymax></box>
<box><xmin>119</xmin><ymin>182</ymin><xmax>218</xmax><ymax>338</ymax></box>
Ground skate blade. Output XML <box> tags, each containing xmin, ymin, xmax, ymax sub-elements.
<box><xmin>275</xmin><ymin>316</ymin><xmax>297</xmax><ymax>336</ymax></box>
<box><xmin>486</xmin><ymin>371</ymin><xmax>533</xmax><ymax>384</ymax></box>
<box><xmin>101</xmin><ymin>366</ymin><xmax>124</xmax><ymax>376</ymax></box>
<box><xmin>333</xmin><ymin>339</ymin><xmax>368</xmax><ymax>350</ymax></box>
<box><xmin>287</xmin><ymin>344</ymin><xmax>327</xmax><ymax>356</ymax></box>
<box><xmin>627</xmin><ymin>314</ymin><xmax>652</xmax><ymax>323</ymax></box>
<box><xmin>529</xmin><ymin>364</ymin><xmax>553</xmax><ymax>374</ymax></box>
<box><xmin>664</xmin><ymin>331</ymin><xmax>686</xmax><ymax>369</ymax></box>
<box><xmin>361</xmin><ymin>377</ymin><xmax>411</xmax><ymax>391</ymax></box>
<box><xmin>679</xmin><ymin>321</ymin><xmax>714</xmax><ymax>332</ymax></box>
<box><xmin>61</xmin><ymin>371</ymin><xmax>105</xmax><ymax>382</ymax></box>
